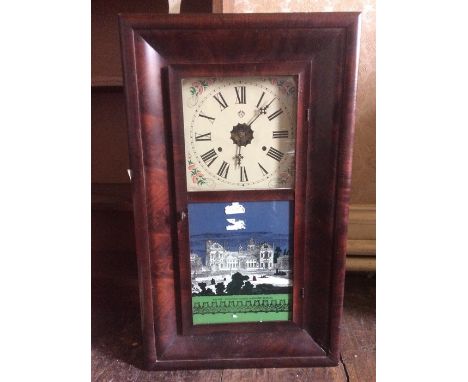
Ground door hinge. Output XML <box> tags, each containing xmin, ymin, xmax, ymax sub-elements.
<box><xmin>300</xmin><ymin>288</ymin><xmax>305</xmax><ymax>299</ymax></box>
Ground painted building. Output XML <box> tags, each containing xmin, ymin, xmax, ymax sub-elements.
<box><xmin>190</xmin><ymin>253</ymin><xmax>202</xmax><ymax>273</ymax></box>
<box><xmin>205</xmin><ymin>239</ymin><xmax>275</xmax><ymax>271</ymax></box>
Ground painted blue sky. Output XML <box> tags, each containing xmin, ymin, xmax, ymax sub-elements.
<box><xmin>187</xmin><ymin>201</ymin><xmax>292</xmax><ymax>236</ymax></box>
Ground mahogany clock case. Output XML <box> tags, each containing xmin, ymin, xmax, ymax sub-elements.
<box><xmin>119</xmin><ymin>13</ymin><xmax>361</xmax><ymax>370</ymax></box>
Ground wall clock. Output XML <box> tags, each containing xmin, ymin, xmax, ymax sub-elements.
<box><xmin>120</xmin><ymin>13</ymin><xmax>360</xmax><ymax>370</ymax></box>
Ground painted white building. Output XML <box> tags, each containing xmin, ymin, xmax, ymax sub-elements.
<box><xmin>205</xmin><ymin>239</ymin><xmax>275</xmax><ymax>271</ymax></box>
<box><xmin>190</xmin><ymin>253</ymin><xmax>203</xmax><ymax>273</ymax></box>
<box><xmin>259</xmin><ymin>243</ymin><xmax>274</xmax><ymax>269</ymax></box>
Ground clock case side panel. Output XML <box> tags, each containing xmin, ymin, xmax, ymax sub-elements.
<box><xmin>299</xmin><ymin>16</ymin><xmax>362</xmax><ymax>362</ymax></box>
<box><xmin>325</xmin><ymin>16</ymin><xmax>362</xmax><ymax>361</ymax></box>
<box><xmin>119</xmin><ymin>18</ymin><xmax>180</xmax><ymax>366</ymax></box>
<box><xmin>119</xmin><ymin>19</ymin><xmax>157</xmax><ymax>368</ymax></box>
<box><xmin>167</xmin><ymin>62</ymin><xmax>311</xmax><ymax>337</ymax></box>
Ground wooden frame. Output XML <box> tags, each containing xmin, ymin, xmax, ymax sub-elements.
<box><xmin>168</xmin><ymin>62</ymin><xmax>310</xmax><ymax>336</ymax></box>
<box><xmin>119</xmin><ymin>13</ymin><xmax>361</xmax><ymax>370</ymax></box>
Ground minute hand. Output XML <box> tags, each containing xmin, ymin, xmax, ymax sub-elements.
<box><xmin>247</xmin><ymin>110</ymin><xmax>261</xmax><ymax>126</ymax></box>
<box><xmin>248</xmin><ymin>97</ymin><xmax>276</xmax><ymax>126</ymax></box>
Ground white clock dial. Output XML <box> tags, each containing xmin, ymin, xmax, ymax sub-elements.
<box><xmin>182</xmin><ymin>76</ymin><xmax>297</xmax><ymax>191</ymax></box>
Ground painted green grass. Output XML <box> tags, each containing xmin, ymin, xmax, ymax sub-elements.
<box><xmin>192</xmin><ymin>294</ymin><xmax>292</xmax><ymax>325</ymax></box>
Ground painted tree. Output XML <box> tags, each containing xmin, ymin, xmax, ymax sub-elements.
<box><xmin>198</xmin><ymin>282</ymin><xmax>207</xmax><ymax>293</ymax></box>
<box><xmin>241</xmin><ymin>281</ymin><xmax>254</xmax><ymax>295</ymax></box>
<box><xmin>198</xmin><ymin>281</ymin><xmax>214</xmax><ymax>296</ymax></box>
<box><xmin>215</xmin><ymin>282</ymin><xmax>225</xmax><ymax>295</ymax></box>
<box><xmin>226</xmin><ymin>272</ymin><xmax>249</xmax><ymax>295</ymax></box>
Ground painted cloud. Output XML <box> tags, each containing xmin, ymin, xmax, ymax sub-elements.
<box><xmin>225</xmin><ymin>218</ymin><xmax>246</xmax><ymax>231</ymax></box>
<box><xmin>224</xmin><ymin>202</ymin><xmax>246</xmax><ymax>215</ymax></box>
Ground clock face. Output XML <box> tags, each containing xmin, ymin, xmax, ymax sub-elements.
<box><xmin>182</xmin><ymin>76</ymin><xmax>297</xmax><ymax>191</ymax></box>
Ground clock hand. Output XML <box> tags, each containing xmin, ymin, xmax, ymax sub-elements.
<box><xmin>265</xmin><ymin>97</ymin><xmax>276</xmax><ymax>109</ymax></box>
<box><xmin>233</xmin><ymin>145</ymin><xmax>239</xmax><ymax>168</ymax></box>
<box><xmin>248</xmin><ymin>97</ymin><xmax>276</xmax><ymax>126</ymax></box>
<box><xmin>237</xmin><ymin>146</ymin><xmax>243</xmax><ymax>166</ymax></box>
<box><xmin>247</xmin><ymin>110</ymin><xmax>261</xmax><ymax>126</ymax></box>
<box><xmin>233</xmin><ymin>145</ymin><xmax>243</xmax><ymax>168</ymax></box>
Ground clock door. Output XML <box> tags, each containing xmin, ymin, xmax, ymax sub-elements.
<box><xmin>169</xmin><ymin>63</ymin><xmax>310</xmax><ymax>332</ymax></box>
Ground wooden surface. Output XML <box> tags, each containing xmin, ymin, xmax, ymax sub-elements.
<box><xmin>179</xmin><ymin>0</ymin><xmax>223</xmax><ymax>13</ymax></box>
<box><xmin>119</xmin><ymin>12</ymin><xmax>361</xmax><ymax>368</ymax></box>
<box><xmin>92</xmin><ymin>0</ymin><xmax>168</xmax><ymax>85</ymax></box>
<box><xmin>91</xmin><ymin>91</ymin><xmax>130</xmax><ymax>183</ymax></box>
<box><xmin>92</xmin><ymin>272</ymin><xmax>375</xmax><ymax>381</ymax></box>
<box><xmin>346</xmin><ymin>204</ymin><xmax>375</xmax><ymax>271</ymax></box>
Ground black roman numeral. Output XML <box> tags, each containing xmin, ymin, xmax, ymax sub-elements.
<box><xmin>195</xmin><ymin>132</ymin><xmax>211</xmax><ymax>141</ymax></box>
<box><xmin>272</xmin><ymin>130</ymin><xmax>289</xmax><ymax>139</ymax></box>
<box><xmin>256</xmin><ymin>92</ymin><xmax>265</xmax><ymax>108</ymax></box>
<box><xmin>235</xmin><ymin>86</ymin><xmax>246</xmax><ymax>104</ymax></box>
<box><xmin>258</xmin><ymin>162</ymin><xmax>268</xmax><ymax>176</ymax></box>
<box><xmin>200</xmin><ymin>149</ymin><xmax>218</xmax><ymax>167</ymax></box>
<box><xmin>240</xmin><ymin>166</ymin><xmax>248</xmax><ymax>182</ymax></box>
<box><xmin>268</xmin><ymin>109</ymin><xmax>283</xmax><ymax>121</ymax></box>
<box><xmin>266</xmin><ymin>147</ymin><xmax>284</xmax><ymax>162</ymax></box>
<box><xmin>213</xmin><ymin>92</ymin><xmax>228</xmax><ymax>111</ymax></box>
<box><xmin>199</xmin><ymin>112</ymin><xmax>215</xmax><ymax>124</ymax></box>
<box><xmin>217</xmin><ymin>161</ymin><xmax>230</xmax><ymax>178</ymax></box>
